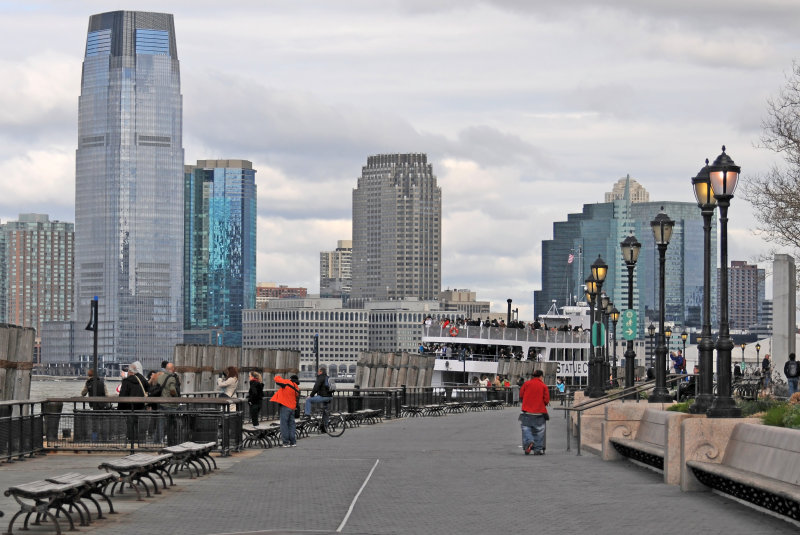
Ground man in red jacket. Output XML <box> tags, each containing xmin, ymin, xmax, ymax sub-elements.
<box><xmin>519</xmin><ymin>369</ymin><xmax>550</xmax><ymax>455</ymax></box>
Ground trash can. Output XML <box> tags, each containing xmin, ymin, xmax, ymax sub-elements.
<box><xmin>42</xmin><ymin>401</ymin><xmax>63</xmax><ymax>444</ymax></box>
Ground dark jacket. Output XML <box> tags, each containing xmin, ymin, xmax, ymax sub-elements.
<box><xmin>118</xmin><ymin>373</ymin><xmax>148</xmax><ymax>410</ymax></box>
<box><xmin>310</xmin><ymin>373</ymin><xmax>332</xmax><ymax>397</ymax></box>
<box><xmin>247</xmin><ymin>381</ymin><xmax>265</xmax><ymax>406</ymax></box>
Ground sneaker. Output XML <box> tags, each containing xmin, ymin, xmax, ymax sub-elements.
<box><xmin>281</xmin><ymin>444</ymin><xmax>290</xmax><ymax>448</ymax></box>
<box><xmin>290</xmin><ymin>444</ymin><xmax>297</xmax><ymax>447</ymax></box>
<box><xmin>534</xmin><ymin>450</ymin><xmax>544</xmax><ymax>456</ymax></box>
<box><xmin>524</xmin><ymin>442</ymin><xmax>534</xmax><ymax>455</ymax></box>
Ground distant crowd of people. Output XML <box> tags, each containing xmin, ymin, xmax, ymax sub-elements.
<box><xmin>423</xmin><ymin>316</ymin><xmax>583</xmax><ymax>332</ymax></box>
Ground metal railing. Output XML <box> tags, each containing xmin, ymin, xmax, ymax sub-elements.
<box><xmin>1</xmin><ymin>400</ymin><xmax>43</xmax><ymax>462</ymax></box>
<box><xmin>423</xmin><ymin>325</ymin><xmax>589</xmax><ymax>345</ymax></box>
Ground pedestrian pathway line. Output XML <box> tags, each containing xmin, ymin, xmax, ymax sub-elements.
<box><xmin>336</xmin><ymin>458</ymin><xmax>379</xmax><ymax>533</ymax></box>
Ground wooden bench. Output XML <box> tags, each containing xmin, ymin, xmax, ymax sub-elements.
<box><xmin>4</xmin><ymin>479</ymin><xmax>87</xmax><ymax>535</ymax></box>
<box><xmin>609</xmin><ymin>410</ymin><xmax>668</xmax><ymax>471</ymax></box>
<box><xmin>45</xmin><ymin>472</ymin><xmax>117</xmax><ymax>520</ymax></box>
<box><xmin>686</xmin><ymin>423</ymin><xmax>800</xmax><ymax>521</ymax></box>
<box><xmin>98</xmin><ymin>453</ymin><xmax>174</xmax><ymax>501</ymax></box>
<box><xmin>242</xmin><ymin>423</ymin><xmax>282</xmax><ymax>448</ymax></box>
<box><xmin>161</xmin><ymin>441</ymin><xmax>218</xmax><ymax>477</ymax></box>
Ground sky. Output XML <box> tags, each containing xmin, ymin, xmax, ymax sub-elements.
<box><xmin>0</xmin><ymin>0</ymin><xmax>796</xmax><ymax>320</ymax></box>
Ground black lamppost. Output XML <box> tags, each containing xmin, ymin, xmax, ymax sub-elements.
<box><xmin>611</xmin><ymin>307</ymin><xmax>620</xmax><ymax>385</ymax></box>
<box><xmin>650</xmin><ymin>208</ymin><xmax>674</xmax><ymax>403</ymax></box>
<box><xmin>648</xmin><ymin>323</ymin><xmax>656</xmax><ymax>369</ymax></box>
<box><xmin>601</xmin><ymin>292</ymin><xmax>611</xmax><ymax>384</ymax></box>
<box><xmin>708</xmin><ymin>146</ymin><xmax>742</xmax><ymax>418</ymax></box>
<box><xmin>604</xmin><ymin>299</ymin><xmax>614</xmax><ymax>387</ymax></box>
<box><xmin>690</xmin><ymin>159</ymin><xmax>717</xmax><ymax>414</ymax></box>
<box><xmin>756</xmin><ymin>343</ymin><xmax>761</xmax><ymax>369</ymax></box>
<box><xmin>620</xmin><ymin>234</ymin><xmax>641</xmax><ymax>391</ymax></box>
<box><xmin>586</xmin><ymin>255</ymin><xmax>609</xmax><ymax>397</ymax></box>
<box><xmin>664</xmin><ymin>325</ymin><xmax>673</xmax><ymax>373</ymax></box>
<box><xmin>681</xmin><ymin>331</ymin><xmax>688</xmax><ymax>368</ymax></box>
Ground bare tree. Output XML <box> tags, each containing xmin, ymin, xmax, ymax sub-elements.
<box><xmin>742</xmin><ymin>62</ymin><xmax>800</xmax><ymax>253</ymax></box>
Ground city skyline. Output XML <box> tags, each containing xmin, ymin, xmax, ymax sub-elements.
<box><xmin>0</xmin><ymin>2</ymin><xmax>794</xmax><ymax>320</ymax></box>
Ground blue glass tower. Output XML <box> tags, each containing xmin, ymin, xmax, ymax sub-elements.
<box><xmin>184</xmin><ymin>160</ymin><xmax>257</xmax><ymax>346</ymax></box>
<box><xmin>74</xmin><ymin>11</ymin><xmax>184</xmax><ymax>370</ymax></box>
<box><xmin>535</xmin><ymin>177</ymin><xmax>717</xmax><ymax>336</ymax></box>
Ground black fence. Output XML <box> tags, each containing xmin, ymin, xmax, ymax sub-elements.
<box><xmin>1</xmin><ymin>401</ymin><xmax>43</xmax><ymax>462</ymax></box>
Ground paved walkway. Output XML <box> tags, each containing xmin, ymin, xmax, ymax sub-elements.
<box><xmin>0</xmin><ymin>409</ymin><xmax>796</xmax><ymax>535</ymax></box>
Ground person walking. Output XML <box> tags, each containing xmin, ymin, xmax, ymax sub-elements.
<box><xmin>270</xmin><ymin>374</ymin><xmax>300</xmax><ymax>447</ymax></box>
<box><xmin>247</xmin><ymin>371</ymin><xmax>265</xmax><ymax>426</ymax></box>
<box><xmin>519</xmin><ymin>369</ymin><xmax>550</xmax><ymax>455</ymax></box>
<box><xmin>785</xmin><ymin>353</ymin><xmax>800</xmax><ymax>396</ymax></box>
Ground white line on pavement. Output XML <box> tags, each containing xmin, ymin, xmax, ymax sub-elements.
<box><xmin>336</xmin><ymin>458</ymin><xmax>380</xmax><ymax>533</ymax></box>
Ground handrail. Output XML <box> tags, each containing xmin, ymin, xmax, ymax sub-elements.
<box><xmin>555</xmin><ymin>374</ymin><xmax>691</xmax><ymax>455</ymax></box>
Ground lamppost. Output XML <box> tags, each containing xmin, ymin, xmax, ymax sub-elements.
<box><xmin>690</xmin><ymin>159</ymin><xmax>717</xmax><ymax>414</ymax></box>
<box><xmin>611</xmin><ymin>307</ymin><xmax>620</xmax><ymax>386</ymax></box>
<box><xmin>648</xmin><ymin>323</ymin><xmax>656</xmax><ymax>369</ymax></box>
<box><xmin>708</xmin><ymin>146</ymin><xmax>742</xmax><ymax>418</ymax></box>
<box><xmin>664</xmin><ymin>325</ymin><xmax>673</xmax><ymax>374</ymax></box>
<box><xmin>650</xmin><ymin>208</ymin><xmax>674</xmax><ymax>403</ymax></box>
<box><xmin>600</xmin><ymin>292</ymin><xmax>611</xmax><ymax>385</ymax></box>
<box><xmin>756</xmin><ymin>343</ymin><xmax>761</xmax><ymax>371</ymax></box>
<box><xmin>681</xmin><ymin>331</ymin><xmax>688</xmax><ymax>368</ymax></box>
<box><xmin>620</xmin><ymin>234</ymin><xmax>641</xmax><ymax>391</ymax></box>
<box><xmin>604</xmin><ymin>299</ymin><xmax>614</xmax><ymax>387</ymax></box>
<box><xmin>740</xmin><ymin>343</ymin><xmax>746</xmax><ymax>375</ymax></box>
<box><xmin>585</xmin><ymin>255</ymin><xmax>609</xmax><ymax>397</ymax></box>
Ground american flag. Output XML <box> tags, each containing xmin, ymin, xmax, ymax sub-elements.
<box><xmin>567</xmin><ymin>253</ymin><xmax>574</xmax><ymax>264</ymax></box>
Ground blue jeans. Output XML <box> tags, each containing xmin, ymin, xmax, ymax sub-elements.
<box><xmin>788</xmin><ymin>377</ymin><xmax>799</xmax><ymax>396</ymax></box>
<box><xmin>279</xmin><ymin>405</ymin><xmax>296</xmax><ymax>445</ymax></box>
<box><xmin>520</xmin><ymin>413</ymin><xmax>546</xmax><ymax>452</ymax></box>
<box><xmin>304</xmin><ymin>396</ymin><xmax>333</xmax><ymax>416</ymax></box>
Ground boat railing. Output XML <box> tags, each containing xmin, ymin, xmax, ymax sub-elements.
<box><xmin>423</xmin><ymin>325</ymin><xmax>589</xmax><ymax>344</ymax></box>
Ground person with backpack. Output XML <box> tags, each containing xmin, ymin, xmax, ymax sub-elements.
<box><xmin>785</xmin><ymin>353</ymin><xmax>800</xmax><ymax>396</ymax></box>
<box><xmin>247</xmin><ymin>371</ymin><xmax>265</xmax><ymax>426</ymax></box>
<box><xmin>80</xmin><ymin>368</ymin><xmax>109</xmax><ymax>409</ymax></box>
<box><xmin>152</xmin><ymin>361</ymin><xmax>181</xmax><ymax>444</ymax></box>
<box><xmin>270</xmin><ymin>374</ymin><xmax>300</xmax><ymax>447</ymax></box>
<box><xmin>303</xmin><ymin>366</ymin><xmax>334</xmax><ymax>418</ymax></box>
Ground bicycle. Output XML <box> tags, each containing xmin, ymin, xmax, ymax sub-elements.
<box><xmin>304</xmin><ymin>399</ymin><xmax>346</xmax><ymax>437</ymax></box>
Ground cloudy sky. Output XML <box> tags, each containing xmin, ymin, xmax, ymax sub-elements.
<box><xmin>0</xmin><ymin>0</ymin><xmax>796</xmax><ymax>319</ymax></box>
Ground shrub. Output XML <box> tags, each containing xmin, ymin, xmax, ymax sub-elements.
<box><xmin>739</xmin><ymin>399</ymin><xmax>782</xmax><ymax>417</ymax></box>
<box><xmin>783</xmin><ymin>404</ymin><xmax>800</xmax><ymax>429</ymax></box>
<box><xmin>762</xmin><ymin>404</ymin><xmax>790</xmax><ymax>427</ymax></box>
<box><xmin>667</xmin><ymin>401</ymin><xmax>692</xmax><ymax>413</ymax></box>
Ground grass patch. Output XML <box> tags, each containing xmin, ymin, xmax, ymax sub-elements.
<box><xmin>667</xmin><ymin>400</ymin><xmax>692</xmax><ymax>413</ymax></box>
<box><xmin>762</xmin><ymin>404</ymin><xmax>790</xmax><ymax>427</ymax></box>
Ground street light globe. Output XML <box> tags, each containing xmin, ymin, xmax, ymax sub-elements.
<box><xmin>681</xmin><ymin>331</ymin><xmax>688</xmax><ymax>342</ymax></box>
<box><xmin>708</xmin><ymin>145</ymin><xmax>741</xmax><ymax>200</ymax></box>
<box><xmin>648</xmin><ymin>323</ymin><xmax>656</xmax><ymax>337</ymax></box>
<box><xmin>585</xmin><ymin>275</ymin><xmax>599</xmax><ymax>297</ymax></box>
<box><xmin>664</xmin><ymin>326</ymin><xmax>672</xmax><ymax>339</ymax></box>
<box><xmin>692</xmin><ymin>159</ymin><xmax>717</xmax><ymax>209</ymax></box>
<box><xmin>756</xmin><ymin>343</ymin><xmax>761</xmax><ymax>352</ymax></box>
<box><xmin>600</xmin><ymin>292</ymin><xmax>610</xmax><ymax>310</ymax></box>
<box><xmin>611</xmin><ymin>307</ymin><xmax>620</xmax><ymax>322</ymax></box>
<box><xmin>591</xmin><ymin>255</ymin><xmax>609</xmax><ymax>283</ymax></box>
<box><xmin>651</xmin><ymin>208</ymin><xmax>675</xmax><ymax>245</ymax></box>
<box><xmin>620</xmin><ymin>234</ymin><xmax>642</xmax><ymax>265</ymax></box>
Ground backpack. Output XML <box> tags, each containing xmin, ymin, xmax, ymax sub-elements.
<box><xmin>326</xmin><ymin>376</ymin><xmax>337</xmax><ymax>392</ymax></box>
<box><xmin>151</xmin><ymin>373</ymin><xmax>179</xmax><ymax>397</ymax></box>
<box><xmin>787</xmin><ymin>360</ymin><xmax>799</xmax><ymax>378</ymax></box>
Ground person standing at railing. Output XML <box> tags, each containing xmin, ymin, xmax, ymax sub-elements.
<box><xmin>81</xmin><ymin>368</ymin><xmax>108</xmax><ymax>409</ymax></box>
<box><xmin>118</xmin><ymin>361</ymin><xmax>148</xmax><ymax>446</ymax></box>
<box><xmin>247</xmin><ymin>371</ymin><xmax>265</xmax><ymax>426</ymax></box>
<box><xmin>519</xmin><ymin>369</ymin><xmax>550</xmax><ymax>455</ymax></box>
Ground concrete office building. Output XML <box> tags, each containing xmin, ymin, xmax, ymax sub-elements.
<box><xmin>0</xmin><ymin>214</ymin><xmax>74</xmax><ymax>361</ymax></box>
<box><xmin>73</xmin><ymin>11</ymin><xmax>184</xmax><ymax>370</ymax></box>
<box><xmin>724</xmin><ymin>260</ymin><xmax>765</xmax><ymax>332</ymax></box>
<box><xmin>535</xmin><ymin>177</ymin><xmax>717</xmax><ymax>336</ymax></box>
<box><xmin>184</xmin><ymin>160</ymin><xmax>257</xmax><ymax>346</ymax></box>
<box><xmin>438</xmin><ymin>289</ymin><xmax>490</xmax><ymax>318</ymax></box>
<box><xmin>351</xmin><ymin>154</ymin><xmax>441</xmax><ymax>304</ymax></box>
<box><xmin>320</xmin><ymin>240</ymin><xmax>352</xmax><ymax>299</ymax></box>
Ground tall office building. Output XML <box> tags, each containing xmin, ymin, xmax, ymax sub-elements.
<box><xmin>535</xmin><ymin>177</ymin><xmax>717</xmax><ymax>335</ymax></box>
<box><xmin>725</xmin><ymin>260</ymin><xmax>765</xmax><ymax>331</ymax></box>
<box><xmin>0</xmin><ymin>214</ymin><xmax>74</xmax><ymax>361</ymax></box>
<box><xmin>74</xmin><ymin>11</ymin><xmax>184</xmax><ymax>369</ymax></box>
<box><xmin>184</xmin><ymin>160</ymin><xmax>257</xmax><ymax>346</ymax></box>
<box><xmin>351</xmin><ymin>154</ymin><xmax>441</xmax><ymax>303</ymax></box>
<box><xmin>320</xmin><ymin>240</ymin><xmax>352</xmax><ymax>299</ymax></box>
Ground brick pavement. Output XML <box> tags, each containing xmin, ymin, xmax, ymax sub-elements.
<box><xmin>0</xmin><ymin>409</ymin><xmax>796</xmax><ymax>535</ymax></box>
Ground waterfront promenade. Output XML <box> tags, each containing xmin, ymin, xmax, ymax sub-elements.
<box><xmin>1</xmin><ymin>408</ymin><xmax>796</xmax><ymax>534</ymax></box>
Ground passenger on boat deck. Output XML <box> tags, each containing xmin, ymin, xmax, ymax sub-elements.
<box><xmin>493</xmin><ymin>375</ymin><xmax>503</xmax><ymax>389</ymax></box>
<box><xmin>532</xmin><ymin>320</ymin><xmax>541</xmax><ymax>330</ymax></box>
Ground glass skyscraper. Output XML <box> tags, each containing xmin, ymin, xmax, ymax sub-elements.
<box><xmin>535</xmin><ymin>177</ymin><xmax>717</xmax><ymax>336</ymax></box>
<box><xmin>74</xmin><ymin>11</ymin><xmax>184</xmax><ymax>369</ymax></box>
<box><xmin>184</xmin><ymin>160</ymin><xmax>257</xmax><ymax>346</ymax></box>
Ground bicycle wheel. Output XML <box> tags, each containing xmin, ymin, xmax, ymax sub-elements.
<box><xmin>326</xmin><ymin>414</ymin><xmax>345</xmax><ymax>437</ymax></box>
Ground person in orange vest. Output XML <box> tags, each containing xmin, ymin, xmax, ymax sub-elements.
<box><xmin>519</xmin><ymin>369</ymin><xmax>550</xmax><ymax>455</ymax></box>
<box><xmin>270</xmin><ymin>374</ymin><xmax>300</xmax><ymax>447</ymax></box>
